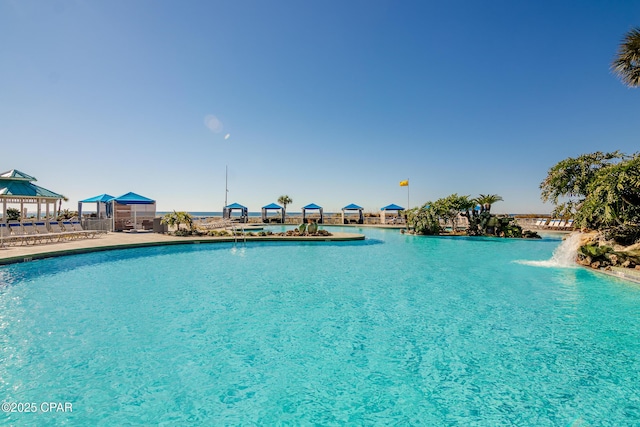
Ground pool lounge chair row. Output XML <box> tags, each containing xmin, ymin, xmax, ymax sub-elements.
<box><xmin>0</xmin><ymin>220</ymin><xmax>105</xmax><ymax>246</ymax></box>
<box><xmin>534</xmin><ymin>218</ymin><xmax>575</xmax><ymax>230</ymax></box>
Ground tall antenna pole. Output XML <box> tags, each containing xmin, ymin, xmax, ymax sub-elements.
<box><xmin>224</xmin><ymin>165</ymin><xmax>228</xmax><ymax>207</ymax></box>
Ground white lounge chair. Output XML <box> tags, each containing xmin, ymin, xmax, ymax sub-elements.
<box><xmin>0</xmin><ymin>223</ymin><xmax>23</xmax><ymax>247</ymax></box>
<box><xmin>7</xmin><ymin>222</ymin><xmax>36</xmax><ymax>245</ymax></box>
<box><xmin>34</xmin><ymin>221</ymin><xmax>66</xmax><ymax>242</ymax></box>
<box><xmin>49</xmin><ymin>221</ymin><xmax>75</xmax><ymax>240</ymax></box>
<box><xmin>21</xmin><ymin>221</ymin><xmax>46</xmax><ymax>244</ymax></box>
<box><xmin>535</xmin><ymin>218</ymin><xmax>547</xmax><ymax>227</ymax></box>
<box><xmin>547</xmin><ymin>219</ymin><xmax>559</xmax><ymax>228</ymax></box>
<box><xmin>61</xmin><ymin>221</ymin><xmax>91</xmax><ymax>239</ymax></box>
<box><xmin>69</xmin><ymin>220</ymin><xmax>101</xmax><ymax>238</ymax></box>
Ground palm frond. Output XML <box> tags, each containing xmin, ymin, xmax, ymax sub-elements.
<box><xmin>612</xmin><ymin>27</ymin><xmax>640</xmax><ymax>87</ymax></box>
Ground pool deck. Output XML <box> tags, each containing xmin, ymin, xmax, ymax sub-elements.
<box><xmin>0</xmin><ymin>231</ymin><xmax>365</xmax><ymax>265</ymax></box>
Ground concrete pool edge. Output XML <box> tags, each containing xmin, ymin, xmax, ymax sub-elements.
<box><xmin>0</xmin><ymin>232</ymin><xmax>365</xmax><ymax>266</ymax></box>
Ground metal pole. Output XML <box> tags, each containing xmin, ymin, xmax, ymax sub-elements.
<box><xmin>224</xmin><ymin>165</ymin><xmax>228</xmax><ymax>208</ymax></box>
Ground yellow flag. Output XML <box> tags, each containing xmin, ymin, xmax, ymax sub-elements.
<box><xmin>399</xmin><ymin>180</ymin><xmax>409</xmax><ymax>187</ymax></box>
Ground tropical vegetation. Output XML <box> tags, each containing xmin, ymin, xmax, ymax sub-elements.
<box><xmin>612</xmin><ymin>26</ymin><xmax>640</xmax><ymax>87</ymax></box>
<box><xmin>277</xmin><ymin>195</ymin><xmax>292</xmax><ymax>213</ymax></box>
<box><xmin>540</xmin><ymin>151</ymin><xmax>640</xmax><ymax>235</ymax></box>
<box><xmin>57</xmin><ymin>195</ymin><xmax>69</xmax><ymax>217</ymax></box>
<box><xmin>406</xmin><ymin>193</ymin><xmax>537</xmax><ymax>239</ymax></box>
<box><xmin>161</xmin><ymin>211</ymin><xmax>194</xmax><ymax>235</ymax></box>
<box><xmin>5</xmin><ymin>207</ymin><xmax>20</xmax><ymax>221</ymax></box>
<box><xmin>540</xmin><ymin>151</ymin><xmax>640</xmax><ymax>269</ymax></box>
<box><xmin>56</xmin><ymin>209</ymin><xmax>78</xmax><ymax>221</ymax></box>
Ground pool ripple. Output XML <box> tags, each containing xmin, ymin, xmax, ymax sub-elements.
<box><xmin>1</xmin><ymin>229</ymin><xmax>640</xmax><ymax>425</ymax></box>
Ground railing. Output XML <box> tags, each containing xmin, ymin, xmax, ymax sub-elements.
<box><xmin>231</xmin><ymin>224</ymin><xmax>246</xmax><ymax>245</ymax></box>
<box><xmin>196</xmin><ymin>219</ymin><xmax>233</xmax><ymax>230</ymax></box>
<box><xmin>81</xmin><ymin>218</ymin><xmax>113</xmax><ymax>232</ymax></box>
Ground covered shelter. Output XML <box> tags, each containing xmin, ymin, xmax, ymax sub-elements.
<box><xmin>342</xmin><ymin>203</ymin><xmax>364</xmax><ymax>224</ymax></box>
<box><xmin>0</xmin><ymin>169</ymin><xmax>65</xmax><ymax>222</ymax></box>
<box><xmin>380</xmin><ymin>203</ymin><xmax>405</xmax><ymax>224</ymax></box>
<box><xmin>302</xmin><ymin>203</ymin><xmax>323</xmax><ymax>224</ymax></box>
<box><xmin>109</xmin><ymin>192</ymin><xmax>156</xmax><ymax>231</ymax></box>
<box><xmin>223</xmin><ymin>202</ymin><xmax>248</xmax><ymax>223</ymax></box>
<box><xmin>262</xmin><ymin>203</ymin><xmax>284</xmax><ymax>223</ymax></box>
<box><xmin>78</xmin><ymin>193</ymin><xmax>115</xmax><ymax>219</ymax></box>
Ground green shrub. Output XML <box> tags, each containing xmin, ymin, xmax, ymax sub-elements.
<box><xmin>579</xmin><ymin>244</ymin><xmax>612</xmax><ymax>258</ymax></box>
<box><xmin>6</xmin><ymin>208</ymin><xmax>20</xmax><ymax>221</ymax></box>
<box><xmin>603</xmin><ymin>225</ymin><xmax>640</xmax><ymax>246</ymax></box>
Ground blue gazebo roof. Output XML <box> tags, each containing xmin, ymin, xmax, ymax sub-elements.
<box><xmin>0</xmin><ymin>169</ymin><xmax>64</xmax><ymax>200</ymax></box>
<box><xmin>80</xmin><ymin>193</ymin><xmax>115</xmax><ymax>203</ymax></box>
<box><xmin>225</xmin><ymin>202</ymin><xmax>247</xmax><ymax>210</ymax></box>
<box><xmin>343</xmin><ymin>203</ymin><xmax>363</xmax><ymax>210</ymax></box>
<box><xmin>302</xmin><ymin>203</ymin><xmax>322</xmax><ymax>210</ymax></box>
<box><xmin>262</xmin><ymin>203</ymin><xmax>282</xmax><ymax>210</ymax></box>
<box><xmin>0</xmin><ymin>169</ymin><xmax>37</xmax><ymax>181</ymax></box>
<box><xmin>381</xmin><ymin>204</ymin><xmax>404</xmax><ymax>211</ymax></box>
<box><xmin>110</xmin><ymin>192</ymin><xmax>155</xmax><ymax>204</ymax></box>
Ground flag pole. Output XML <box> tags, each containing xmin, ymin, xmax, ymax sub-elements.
<box><xmin>407</xmin><ymin>178</ymin><xmax>410</xmax><ymax>209</ymax></box>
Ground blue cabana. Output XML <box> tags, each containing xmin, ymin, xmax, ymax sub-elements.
<box><xmin>261</xmin><ymin>203</ymin><xmax>284</xmax><ymax>223</ymax></box>
<box><xmin>302</xmin><ymin>203</ymin><xmax>323</xmax><ymax>224</ymax></box>
<box><xmin>380</xmin><ymin>203</ymin><xmax>404</xmax><ymax>224</ymax></box>
<box><xmin>109</xmin><ymin>192</ymin><xmax>156</xmax><ymax>231</ymax></box>
<box><xmin>342</xmin><ymin>203</ymin><xmax>363</xmax><ymax>224</ymax></box>
<box><xmin>223</xmin><ymin>202</ymin><xmax>248</xmax><ymax>223</ymax></box>
<box><xmin>78</xmin><ymin>193</ymin><xmax>114</xmax><ymax>219</ymax></box>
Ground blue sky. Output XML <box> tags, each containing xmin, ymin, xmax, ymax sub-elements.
<box><xmin>1</xmin><ymin>0</ymin><xmax>638</xmax><ymax>214</ymax></box>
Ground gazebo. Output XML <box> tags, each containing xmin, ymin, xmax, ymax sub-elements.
<box><xmin>0</xmin><ymin>169</ymin><xmax>65</xmax><ymax>222</ymax></box>
<box><xmin>302</xmin><ymin>203</ymin><xmax>323</xmax><ymax>224</ymax></box>
<box><xmin>109</xmin><ymin>192</ymin><xmax>156</xmax><ymax>231</ymax></box>
<box><xmin>342</xmin><ymin>203</ymin><xmax>364</xmax><ymax>224</ymax></box>
<box><xmin>261</xmin><ymin>203</ymin><xmax>284</xmax><ymax>223</ymax></box>
<box><xmin>380</xmin><ymin>203</ymin><xmax>404</xmax><ymax>224</ymax></box>
<box><xmin>78</xmin><ymin>193</ymin><xmax>114</xmax><ymax>219</ymax></box>
<box><xmin>223</xmin><ymin>202</ymin><xmax>248</xmax><ymax>223</ymax></box>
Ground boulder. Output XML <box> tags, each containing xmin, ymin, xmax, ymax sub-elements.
<box><xmin>578</xmin><ymin>256</ymin><xmax>592</xmax><ymax>266</ymax></box>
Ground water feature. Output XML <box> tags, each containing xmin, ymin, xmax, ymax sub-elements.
<box><xmin>516</xmin><ymin>232</ymin><xmax>583</xmax><ymax>268</ymax></box>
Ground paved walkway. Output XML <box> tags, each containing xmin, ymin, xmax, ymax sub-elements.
<box><xmin>0</xmin><ymin>231</ymin><xmax>365</xmax><ymax>265</ymax></box>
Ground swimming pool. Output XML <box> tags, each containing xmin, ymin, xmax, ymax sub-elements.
<box><xmin>1</xmin><ymin>227</ymin><xmax>639</xmax><ymax>425</ymax></box>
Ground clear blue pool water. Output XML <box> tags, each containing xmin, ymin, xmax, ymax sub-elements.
<box><xmin>1</xmin><ymin>227</ymin><xmax>639</xmax><ymax>425</ymax></box>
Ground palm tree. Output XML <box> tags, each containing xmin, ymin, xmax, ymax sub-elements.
<box><xmin>162</xmin><ymin>211</ymin><xmax>194</xmax><ymax>233</ymax></box>
<box><xmin>277</xmin><ymin>195</ymin><xmax>293</xmax><ymax>214</ymax></box>
<box><xmin>57</xmin><ymin>195</ymin><xmax>69</xmax><ymax>218</ymax></box>
<box><xmin>161</xmin><ymin>211</ymin><xmax>179</xmax><ymax>231</ymax></box>
<box><xmin>475</xmin><ymin>194</ymin><xmax>503</xmax><ymax>213</ymax></box>
<box><xmin>176</xmin><ymin>211</ymin><xmax>194</xmax><ymax>231</ymax></box>
<box><xmin>612</xmin><ymin>27</ymin><xmax>640</xmax><ymax>87</ymax></box>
